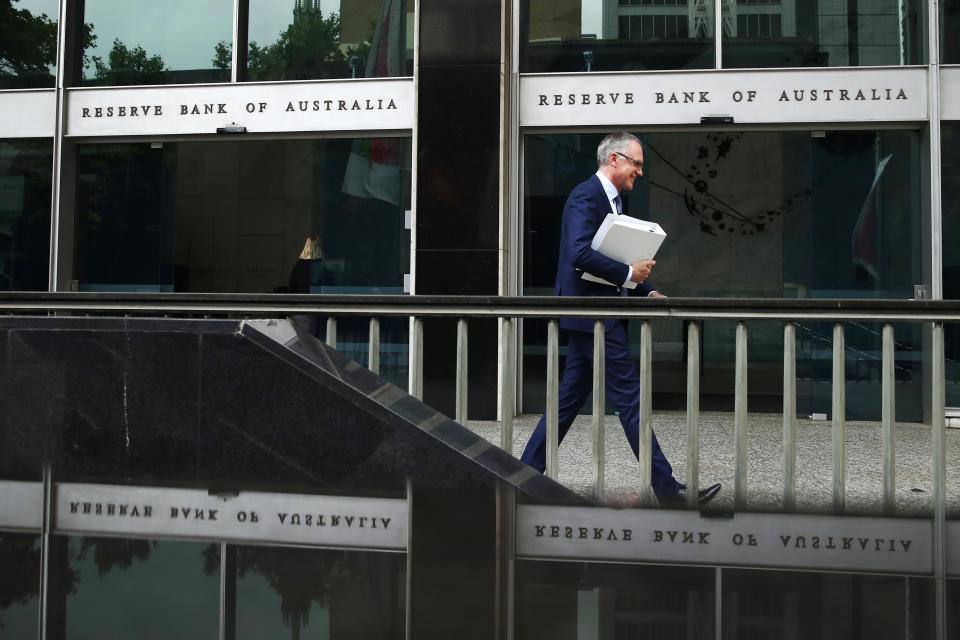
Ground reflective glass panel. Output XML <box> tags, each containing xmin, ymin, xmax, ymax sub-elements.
<box><xmin>76</xmin><ymin>0</ymin><xmax>233</xmax><ymax>86</ymax></box>
<box><xmin>521</xmin><ymin>0</ymin><xmax>715</xmax><ymax>72</ymax></box>
<box><xmin>945</xmin><ymin>0</ymin><xmax>960</xmax><ymax>63</ymax></box>
<box><xmin>231</xmin><ymin>545</ymin><xmax>405</xmax><ymax>639</ymax></box>
<box><xmin>516</xmin><ymin>560</ymin><xmax>715</xmax><ymax>638</ymax></box>
<box><xmin>948</xmin><ymin>579</ymin><xmax>960</xmax><ymax>638</ymax></box>
<box><xmin>0</xmin><ymin>0</ymin><xmax>59</xmax><ymax>88</ymax></box>
<box><xmin>246</xmin><ymin>0</ymin><xmax>413</xmax><ymax>81</ymax></box>
<box><xmin>722</xmin><ymin>0</ymin><xmax>926</xmax><ymax>68</ymax></box>
<box><xmin>522</xmin><ymin>130</ymin><xmax>923</xmax><ymax>420</ymax></box>
<box><xmin>0</xmin><ymin>138</ymin><xmax>51</xmax><ymax>291</ymax></box>
<box><xmin>722</xmin><ymin>569</ymin><xmax>934</xmax><ymax>638</ymax></box>
<box><xmin>0</xmin><ymin>533</ymin><xmax>40</xmax><ymax>639</ymax></box>
<box><xmin>74</xmin><ymin>138</ymin><xmax>411</xmax><ymax>385</ymax></box>
<box><xmin>942</xmin><ymin>124</ymin><xmax>960</xmax><ymax>409</ymax></box>
<box><xmin>57</xmin><ymin>536</ymin><xmax>219</xmax><ymax>639</ymax></box>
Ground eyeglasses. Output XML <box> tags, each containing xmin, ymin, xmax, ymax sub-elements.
<box><xmin>614</xmin><ymin>151</ymin><xmax>643</xmax><ymax>170</ymax></box>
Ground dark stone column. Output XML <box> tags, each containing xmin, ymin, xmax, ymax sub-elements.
<box><xmin>409</xmin><ymin>484</ymin><xmax>497</xmax><ymax>638</ymax></box>
<box><xmin>416</xmin><ymin>0</ymin><xmax>501</xmax><ymax>419</ymax></box>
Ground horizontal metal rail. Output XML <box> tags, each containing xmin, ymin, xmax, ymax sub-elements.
<box><xmin>2</xmin><ymin>292</ymin><xmax>960</xmax><ymax>322</ymax></box>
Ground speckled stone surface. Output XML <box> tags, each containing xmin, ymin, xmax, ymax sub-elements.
<box><xmin>465</xmin><ymin>412</ymin><xmax>960</xmax><ymax>517</ymax></box>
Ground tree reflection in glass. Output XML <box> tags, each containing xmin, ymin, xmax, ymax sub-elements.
<box><xmin>77</xmin><ymin>0</ymin><xmax>232</xmax><ymax>86</ymax></box>
<box><xmin>0</xmin><ymin>0</ymin><xmax>59</xmax><ymax>88</ymax></box>
<box><xmin>206</xmin><ymin>545</ymin><xmax>405</xmax><ymax>640</ymax></box>
<box><xmin>62</xmin><ymin>536</ymin><xmax>219</xmax><ymax>639</ymax></box>
<box><xmin>229</xmin><ymin>0</ymin><xmax>410</xmax><ymax>82</ymax></box>
<box><xmin>0</xmin><ymin>534</ymin><xmax>40</xmax><ymax>636</ymax></box>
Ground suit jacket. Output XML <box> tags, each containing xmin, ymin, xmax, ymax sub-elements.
<box><xmin>555</xmin><ymin>174</ymin><xmax>654</xmax><ymax>333</ymax></box>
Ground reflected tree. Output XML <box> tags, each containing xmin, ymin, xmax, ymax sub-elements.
<box><xmin>0</xmin><ymin>0</ymin><xmax>97</xmax><ymax>88</ymax></box>
<box><xmin>0</xmin><ymin>535</ymin><xmax>41</xmax><ymax>629</ymax></box>
<box><xmin>203</xmin><ymin>545</ymin><xmax>354</xmax><ymax>640</ymax></box>
<box><xmin>90</xmin><ymin>38</ymin><xmax>167</xmax><ymax>86</ymax></box>
<box><xmin>77</xmin><ymin>536</ymin><xmax>155</xmax><ymax>577</ymax></box>
<box><xmin>214</xmin><ymin>9</ymin><xmax>369</xmax><ymax>81</ymax></box>
<box><xmin>0</xmin><ymin>0</ymin><xmax>56</xmax><ymax>86</ymax></box>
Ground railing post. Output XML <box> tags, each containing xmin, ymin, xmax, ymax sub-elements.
<box><xmin>686</xmin><ymin>321</ymin><xmax>700</xmax><ymax>509</ymax></box>
<box><xmin>500</xmin><ymin>317</ymin><xmax>515</xmax><ymax>454</ymax></box>
<box><xmin>932</xmin><ymin>322</ymin><xmax>947</xmax><ymax>640</ymax></box>
<box><xmin>832</xmin><ymin>322</ymin><xmax>846</xmax><ymax>513</ymax></box>
<box><xmin>592</xmin><ymin>320</ymin><xmax>605</xmax><ymax>501</ymax></box>
<box><xmin>325</xmin><ymin>316</ymin><xmax>337</xmax><ymax>348</ymax></box>
<box><xmin>368</xmin><ymin>317</ymin><xmax>380</xmax><ymax>375</ymax></box>
<box><xmin>456</xmin><ymin>318</ymin><xmax>469</xmax><ymax>424</ymax></box>
<box><xmin>734</xmin><ymin>321</ymin><xmax>748</xmax><ymax>510</ymax></box>
<box><xmin>882</xmin><ymin>323</ymin><xmax>896</xmax><ymax>514</ymax></box>
<box><xmin>783</xmin><ymin>322</ymin><xmax>797</xmax><ymax>511</ymax></box>
<box><xmin>545</xmin><ymin>319</ymin><xmax>559</xmax><ymax>480</ymax></box>
<box><xmin>638</xmin><ymin>320</ymin><xmax>653</xmax><ymax>507</ymax></box>
<box><xmin>410</xmin><ymin>317</ymin><xmax>423</xmax><ymax>400</ymax></box>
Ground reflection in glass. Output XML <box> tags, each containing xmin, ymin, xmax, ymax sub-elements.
<box><xmin>516</xmin><ymin>560</ymin><xmax>714</xmax><ymax>638</ymax></box>
<box><xmin>228</xmin><ymin>545</ymin><xmax>405</xmax><ymax>639</ymax></box>
<box><xmin>722</xmin><ymin>0</ymin><xmax>926</xmax><ymax>68</ymax></box>
<box><xmin>0</xmin><ymin>0</ymin><xmax>59</xmax><ymax>88</ymax></box>
<box><xmin>59</xmin><ymin>536</ymin><xmax>218</xmax><ymax>639</ymax></box>
<box><xmin>76</xmin><ymin>0</ymin><xmax>232</xmax><ymax>86</ymax></box>
<box><xmin>0</xmin><ymin>533</ymin><xmax>40</xmax><ymax>638</ymax></box>
<box><xmin>0</xmin><ymin>139</ymin><xmax>51</xmax><ymax>291</ymax></box>
<box><xmin>74</xmin><ymin>138</ymin><xmax>412</xmax><ymax>383</ymax></box>
<box><xmin>243</xmin><ymin>0</ymin><xmax>412</xmax><ymax>81</ymax></box>
<box><xmin>942</xmin><ymin>124</ymin><xmax>960</xmax><ymax>409</ymax></box>
<box><xmin>522</xmin><ymin>130</ymin><xmax>923</xmax><ymax>419</ymax></box>
<box><xmin>521</xmin><ymin>0</ymin><xmax>714</xmax><ymax>72</ymax></box>
<box><xmin>722</xmin><ymin>569</ymin><xmax>934</xmax><ymax>638</ymax></box>
<box><xmin>945</xmin><ymin>1</ymin><xmax>960</xmax><ymax>63</ymax></box>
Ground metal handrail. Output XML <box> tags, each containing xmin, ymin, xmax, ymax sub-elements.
<box><xmin>2</xmin><ymin>291</ymin><xmax>960</xmax><ymax>320</ymax></box>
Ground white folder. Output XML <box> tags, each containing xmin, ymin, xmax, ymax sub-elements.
<box><xmin>580</xmin><ymin>214</ymin><xmax>666</xmax><ymax>289</ymax></box>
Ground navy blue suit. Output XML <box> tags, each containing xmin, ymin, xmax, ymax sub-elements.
<box><xmin>520</xmin><ymin>174</ymin><xmax>681</xmax><ymax>499</ymax></box>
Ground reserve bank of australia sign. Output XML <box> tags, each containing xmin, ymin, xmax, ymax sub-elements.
<box><xmin>520</xmin><ymin>67</ymin><xmax>926</xmax><ymax>127</ymax></box>
<box><xmin>518</xmin><ymin>505</ymin><xmax>933</xmax><ymax>575</ymax></box>
<box><xmin>66</xmin><ymin>77</ymin><xmax>413</xmax><ymax>137</ymax></box>
<box><xmin>55</xmin><ymin>482</ymin><xmax>407</xmax><ymax>551</ymax></box>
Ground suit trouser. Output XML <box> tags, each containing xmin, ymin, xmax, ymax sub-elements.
<box><xmin>520</xmin><ymin>321</ymin><xmax>681</xmax><ymax>499</ymax></box>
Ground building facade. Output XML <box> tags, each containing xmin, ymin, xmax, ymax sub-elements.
<box><xmin>2</xmin><ymin>0</ymin><xmax>960</xmax><ymax>637</ymax></box>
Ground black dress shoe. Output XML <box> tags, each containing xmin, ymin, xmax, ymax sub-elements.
<box><xmin>661</xmin><ymin>483</ymin><xmax>721</xmax><ymax>507</ymax></box>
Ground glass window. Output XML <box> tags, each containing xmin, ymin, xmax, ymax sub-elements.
<box><xmin>521</xmin><ymin>0</ymin><xmax>715</xmax><ymax>73</ymax></box>
<box><xmin>230</xmin><ymin>545</ymin><xmax>406</xmax><ymax>639</ymax></box>
<box><xmin>244</xmin><ymin>0</ymin><xmax>413</xmax><ymax>81</ymax></box>
<box><xmin>722</xmin><ymin>569</ymin><xmax>934</xmax><ymax>639</ymax></box>
<box><xmin>73</xmin><ymin>137</ymin><xmax>412</xmax><ymax>385</ymax></box>
<box><xmin>521</xmin><ymin>130</ymin><xmax>924</xmax><ymax>420</ymax></box>
<box><xmin>0</xmin><ymin>138</ymin><xmax>51</xmax><ymax>291</ymax></box>
<box><xmin>944</xmin><ymin>0</ymin><xmax>960</xmax><ymax>63</ymax></box>
<box><xmin>0</xmin><ymin>0</ymin><xmax>59</xmax><ymax>88</ymax></box>
<box><xmin>0</xmin><ymin>532</ymin><xmax>40</xmax><ymax>638</ymax></box>
<box><xmin>948</xmin><ymin>578</ymin><xmax>960</xmax><ymax>638</ymax></box>
<box><xmin>55</xmin><ymin>536</ymin><xmax>219</xmax><ymax>639</ymax></box>
<box><xmin>76</xmin><ymin>0</ymin><xmax>233</xmax><ymax>86</ymax></box>
<box><xmin>723</xmin><ymin>0</ymin><xmax>926</xmax><ymax>68</ymax></box>
<box><xmin>942</xmin><ymin>124</ymin><xmax>960</xmax><ymax>410</ymax></box>
<box><xmin>515</xmin><ymin>560</ymin><xmax>715</xmax><ymax>638</ymax></box>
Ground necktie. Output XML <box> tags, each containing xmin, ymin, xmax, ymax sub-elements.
<box><xmin>613</xmin><ymin>194</ymin><xmax>622</xmax><ymax>214</ymax></box>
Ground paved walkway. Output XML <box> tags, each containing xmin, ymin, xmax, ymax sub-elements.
<box><xmin>466</xmin><ymin>412</ymin><xmax>960</xmax><ymax>516</ymax></box>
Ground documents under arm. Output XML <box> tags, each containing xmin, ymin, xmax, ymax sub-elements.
<box><xmin>580</xmin><ymin>214</ymin><xmax>666</xmax><ymax>289</ymax></box>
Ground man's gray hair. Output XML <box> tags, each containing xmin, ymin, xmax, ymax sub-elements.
<box><xmin>596</xmin><ymin>131</ymin><xmax>640</xmax><ymax>167</ymax></box>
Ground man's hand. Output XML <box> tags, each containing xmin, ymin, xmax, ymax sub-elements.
<box><xmin>649</xmin><ymin>291</ymin><xmax>667</xmax><ymax>298</ymax></box>
<box><xmin>629</xmin><ymin>260</ymin><xmax>655</xmax><ymax>284</ymax></box>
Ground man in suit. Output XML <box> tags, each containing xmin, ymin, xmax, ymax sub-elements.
<box><xmin>520</xmin><ymin>131</ymin><xmax>721</xmax><ymax>507</ymax></box>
